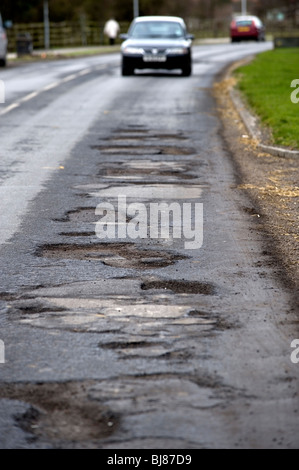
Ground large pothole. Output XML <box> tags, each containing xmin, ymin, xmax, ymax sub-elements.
<box><xmin>108</xmin><ymin>129</ymin><xmax>187</xmax><ymax>141</ymax></box>
<box><xmin>37</xmin><ymin>243</ymin><xmax>187</xmax><ymax>270</ymax></box>
<box><xmin>0</xmin><ymin>382</ymin><xmax>119</xmax><ymax>444</ymax></box>
<box><xmin>91</xmin><ymin>145</ymin><xmax>194</xmax><ymax>156</ymax></box>
<box><xmin>98</xmin><ymin>160</ymin><xmax>198</xmax><ymax>180</ymax></box>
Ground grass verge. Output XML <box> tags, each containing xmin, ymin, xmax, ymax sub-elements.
<box><xmin>234</xmin><ymin>48</ymin><xmax>299</xmax><ymax>150</ymax></box>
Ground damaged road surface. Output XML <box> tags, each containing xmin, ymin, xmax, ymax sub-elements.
<box><xmin>0</xmin><ymin>42</ymin><xmax>298</xmax><ymax>449</ymax></box>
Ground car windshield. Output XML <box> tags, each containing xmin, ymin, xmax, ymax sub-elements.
<box><xmin>130</xmin><ymin>21</ymin><xmax>185</xmax><ymax>39</ymax></box>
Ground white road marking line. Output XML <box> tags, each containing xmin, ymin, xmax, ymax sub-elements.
<box><xmin>61</xmin><ymin>74</ymin><xmax>78</xmax><ymax>83</ymax></box>
<box><xmin>42</xmin><ymin>81</ymin><xmax>60</xmax><ymax>91</ymax></box>
<box><xmin>0</xmin><ymin>67</ymin><xmax>100</xmax><ymax>116</ymax></box>
<box><xmin>0</xmin><ymin>103</ymin><xmax>20</xmax><ymax>115</ymax></box>
<box><xmin>78</xmin><ymin>68</ymin><xmax>92</xmax><ymax>76</ymax></box>
<box><xmin>20</xmin><ymin>91</ymin><xmax>40</xmax><ymax>102</ymax></box>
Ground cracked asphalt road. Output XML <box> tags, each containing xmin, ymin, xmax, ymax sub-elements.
<box><xmin>0</xmin><ymin>42</ymin><xmax>298</xmax><ymax>449</ymax></box>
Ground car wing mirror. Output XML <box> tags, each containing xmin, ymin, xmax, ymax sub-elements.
<box><xmin>119</xmin><ymin>33</ymin><xmax>129</xmax><ymax>40</ymax></box>
<box><xmin>186</xmin><ymin>34</ymin><xmax>194</xmax><ymax>40</ymax></box>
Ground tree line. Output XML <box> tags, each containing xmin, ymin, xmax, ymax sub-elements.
<box><xmin>0</xmin><ymin>0</ymin><xmax>297</xmax><ymax>23</ymax></box>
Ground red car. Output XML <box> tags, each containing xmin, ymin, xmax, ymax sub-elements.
<box><xmin>0</xmin><ymin>13</ymin><xmax>7</xmax><ymax>66</ymax></box>
<box><xmin>230</xmin><ymin>15</ymin><xmax>265</xmax><ymax>42</ymax></box>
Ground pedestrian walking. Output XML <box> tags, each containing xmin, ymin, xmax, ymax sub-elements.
<box><xmin>104</xmin><ymin>18</ymin><xmax>120</xmax><ymax>46</ymax></box>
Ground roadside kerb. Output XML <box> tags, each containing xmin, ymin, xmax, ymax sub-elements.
<box><xmin>224</xmin><ymin>57</ymin><xmax>299</xmax><ymax>160</ymax></box>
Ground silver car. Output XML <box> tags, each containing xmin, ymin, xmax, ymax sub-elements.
<box><xmin>0</xmin><ymin>14</ymin><xmax>7</xmax><ymax>67</ymax></box>
<box><xmin>120</xmin><ymin>16</ymin><xmax>194</xmax><ymax>77</ymax></box>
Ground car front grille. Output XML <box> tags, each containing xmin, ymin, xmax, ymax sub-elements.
<box><xmin>143</xmin><ymin>48</ymin><xmax>167</xmax><ymax>55</ymax></box>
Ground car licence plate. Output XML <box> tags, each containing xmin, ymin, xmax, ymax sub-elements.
<box><xmin>238</xmin><ymin>27</ymin><xmax>250</xmax><ymax>32</ymax></box>
<box><xmin>143</xmin><ymin>55</ymin><xmax>167</xmax><ymax>63</ymax></box>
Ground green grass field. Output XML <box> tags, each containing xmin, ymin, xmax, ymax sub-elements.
<box><xmin>235</xmin><ymin>48</ymin><xmax>299</xmax><ymax>149</ymax></box>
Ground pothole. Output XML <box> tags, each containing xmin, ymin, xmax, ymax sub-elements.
<box><xmin>100</xmin><ymin>167</ymin><xmax>195</xmax><ymax>180</ymax></box>
<box><xmin>104</xmin><ymin>133</ymin><xmax>187</xmax><ymax>141</ymax></box>
<box><xmin>37</xmin><ymin>243</ymin><xmax>187</xmax><ymax>270</ymax></box>
<box><xmin>90</xmin><ymin>184</ymin><xmax>204</xmax><ymax>199</ymax></box>
<box><xmin>186</xmin><ymin>310</ymin><xmax>233</xmax><ymax>330</ymax></box>
<box><xmin>11</xmin><ymin>299</ymin><xmax>66</xmax><ymax>316</ymax></box>
<box><xmin>54</xmin><ymin>207</ymin><xmax>131</xmax><ymax>224</ymax></box>
<box><xmin>98</xmin><ymin>160</ymin><xmax>197</xmax><ymax>180</ymax></box>
<box><xmin>99</xmin><ymin>341</ymin><xmax>161</xmax><ymax>350</ymax></box>
<box><xmin>91</xmin><ymin>145</ymin><xmax>194</xmax><ymax>156</ymax></box>
<box><xmin>54</xmin><ymin>207</ymin><xmax>96</xmax><ymax>223</ymax></box>
<box><xmin>141</xmin><ymin>280</ymin><xmax>215</xmax><ymax>295</ymax></box>
<box><xmin>114</xmin><ymin>127</ymin><xmax>149</xmax><ymax>134</ymax></box>
<box><xmin>0</xmin><ymin>382</ymin><xmax>119</xmax><ymax>443</ymax></box>
<box><xmin>124</xmin><ymin>160</ymin><xmax>191</xmax><ymax>171</ymax></box>
<box><xmin>0</xmin><ymin>292</ymin><xmax>17</xmax><ymax>301</ymax></box>
<box><xmin>188</xmin><ymin>309</ymin><xmax>212</xmax><ymax>317</ymax></box>
<box><xmin>60</xmin><ymin>232</ymin><xmax>95</xmax><ymax>237</ymax></box>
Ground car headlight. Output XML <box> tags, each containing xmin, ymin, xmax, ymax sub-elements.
<box><xmin>123</xmin><ymin>47</ymin><xmax>144</xmax><ymax>55</ymax></box>
<box><xmin>166</xmin><ymin>48</ymin><xmax>189</xmax><ymax>55</ymax></box>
